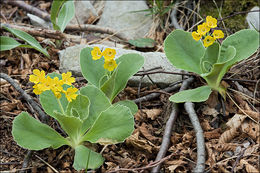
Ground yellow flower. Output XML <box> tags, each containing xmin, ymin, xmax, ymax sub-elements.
<box><xmin>102</xmin><ymin>48</ymin><xmax>116</xmax><ymax>60</ymax></box>
<box><xmin>29</xmin><ymin>69</ymin><xmax>46</xmax><ymax>84</ymax></box>
<box><xmin>64</xmin><ymin>87</ymin><xmax>78</xmax><ymax>102</ymax></box>
<box><xmin>197</xmin><ymin>23</ymin><xmax>210</xmax><ymax>36</ymax></box>
<box><xmin>213</xmin><ymin>30</ymin><xmax>224</xmax><ymax>39</ymax></box>
<box><xmin>61</xmin><ymin>71</ymin><xmax>75</xmax><ymax>85</ymax></box>
<box><xmin>206</xmin><ymin>16</ymin><xmax>217</xmax><ymax>28</ymax></box>
<box><xmin>104</xmin><ymin>59</ymin><xmax>117</xmax><ymax>71</ymax></box>
<box><xmin>49</xmin><ymin>77</ymin><xmax>63</xmax><ymax>98</ymax></box>
<box><xmin>203</xmin><ymin>35</ymin><xmax>215</xmax><ymax>47</ymax></box>
<box><xmin>91</xmin><ymin>47</ymin><xmax>102</xmax><ymax>60</ymax></box>
<box><xmin>192</xmin><ymin>31</ymin><xmax>202</xmax><ymax>41</ymax></box>
<box><xmin>32</xmin><ymin>83</ymin><xmax>46</xmax><ymax>95</ymax></box>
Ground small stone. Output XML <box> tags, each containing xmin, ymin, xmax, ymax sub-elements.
<box><xmin>69</xmin><ymin>1</ymin><xmax>98</xmax><ymax>25</ymax></box>
<box><xmin>59</xmin><ymin>45</ymin><xmax>182</xmax><ymax>87</ymax></box>
<box><xmin>97</xmin><ymin>1</ymin><xmax>153</xmax><ymax>40</ymax></box>
<box><xmin>246</xmin><ymin>6</ymin><xmax>260</xmax><ymax>31</ymax></box>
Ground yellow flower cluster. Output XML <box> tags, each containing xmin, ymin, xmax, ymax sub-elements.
<box><xmin>91</xmin><ymin>47</ymin><xmax>117</xmax><ymax>71</ymax></box>
<box><xmin>192</xmin><ymin>16</ymin><xmax>224</xmax><ymax>47</ymax></box>
<box><xmin>29</xmin><ymin>69</ymin><xmax>78</xmax><ymax>102</ymax></box>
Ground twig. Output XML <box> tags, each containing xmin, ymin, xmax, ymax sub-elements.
<box><xmin>108</xmin><ymin>153</ymin><xmax>174</xmax><ymax>173</ymax></box>
<box><xmin>152</xmin><ymin>77</ymin><xmax>194</xmax><ymax>173</ymax></box>
<box><xmin>170</xmin><ymin>1</ymin><xmax>183</xmax><ymax>29</ymax></box>
<box><xmin>135</xmin><ymin>70</ymin><xmax>197</xmax><ymax>77</ymax></box>
<box><xmin>231</xmin><ymin>147</ymin><xmax>247</xmax><ymax>173</ymax></box>
<box><xmin>135</xmin><ymin>70</ymin><xmax>258</xmax><ymax>83</ymax></box>
<box><xmin>133</xmin><ymin>80</ymin><xmax>183</xmax><ymax>104</ymax></box>
<box><xmin>219</xmin><ymin>10</ymin><xmax>260</xmax><ymax>22</ymax></box>
<box><xmin>184</xmin><ymin>102</ymin><xmax>205</xmax><ymax>172</ymax></box>
<box><xmin>219</xmin><ymin>93</ymin><xmax>226</xmax><ymax>117</ymax></box>
<box><xmin>5</xmin><ymin>0</ymin><xmax>51</xmax><ymax>22</ymax></box>
<box><xmin>1</xmin><ymin>23</ymin><xmax>66</xmax><ymax>40</ymax></box>
<box><xmin>227</xmin><ymin>92</ymin><xmax>258</xmax><ymax>123</ymax></box>
<box><xmin>20</xmin><ymin>150</ymin><xmax>33</xmax><ymax>173</ymax></box>
<box><xmin>0</xmin><ymin>73</ymin><xmax>48</xmax><ymax>123</ymax></box>
<box><xmin>35</xmin><ymin>155</ymin><xmax>59</xmax><ymax>173</ymax></box>
<box><xmin>65</xmin><ymin>24</ymin><xmax>128</xmax><ymax>41</ymax></box>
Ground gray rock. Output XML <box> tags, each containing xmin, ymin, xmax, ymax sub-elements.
<box><xmin>246</xmin><ymin>6</ymin><xmax>260</xmax><ymax>31</ymax></box>
<box><xmin>97</xmin><ymin>1</ymin><xmax>153</xmax><ymax>40</ymax></box>
<box><xmin>59</xmin><ymin>45</ymin><xmax>182</xmax><ymax>87</ymax></box>
<box><xmin>69</xmin><ymin>1</ymin><xmax>98</xmax><ymax>25</ymax></box>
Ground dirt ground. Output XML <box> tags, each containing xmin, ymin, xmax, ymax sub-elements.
<box><xmin>0</xmin><ymin>1</ymin><xmax>259</xmax><ymax>172</ymax></box>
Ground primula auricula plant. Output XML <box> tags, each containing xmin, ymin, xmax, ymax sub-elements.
<box><xmin>164</xmin><ymin>16</ymin><xmax>259</xmax><ymax>103</ymax></box>
<box><xmin>12</xmin><ymin>47</ymin><xmax>145</xmax><ymax>170</ymax></box>
<box><xmin>80</xmin><ymin>46</ymin><xmax>145</xmax><ymax>102</ymax></box>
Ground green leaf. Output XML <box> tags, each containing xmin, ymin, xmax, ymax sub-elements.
<box><xmin>73</xmin><ymin>145</ymin><xmax>104</xmax><ymax>170</ymax></box>
<box><xmin>200</xmin><ymin>42</ymin><xmax>220</xmax><ymax>73</ymax></box>
<box><xmin>12</xmin><ymin>112</ymin><xmax>68</xmax><ymax>150</ymax></box>
<box><xmin>66</xmin><ymin>94</ymin><xmax>90</xmax><ymax>120</ymax></box>
<box><xmin>101</xmin><ymin>53</ymin><xmax>144</xmax><ymax>101</ymax></box>
<box><xmin>79</xmin><ymin>85</ymin><xmax>111</xmax><ymax>133</ymax></box>
<box><xmin>40</xmin><ymin>90</ymin><xmax>69</xmax><ymax>118</ymax></box>
<box><xmin>201</xmin><ymin>46</ymin><xmax>236</xmax><ymax>90</ymax></box>
<box><xmin>83</xmin><ymin>105</ymin><xmax>134</xmax><ymax>144</ymax></box>
<box><xmin>0</xmin><ymin>36</ymin><xmax>21</xmax><ymax>51</ymax></box>
<box><xmin>50</xmin><ymin>0</ymin><xmax>67</xmax><ymax>30</ymax></box>
<box><xmin>80</xmin><ymin>47</ymin><xmax>106</xmax><ymax>88</ymax></box>
<box><xmin>220</xmin><ymin>29</ymin><xmax>259</xmax><ymax>63</ymax></box>
<box><xmin>53</xmin><ymin>111</ymin><xmax>83</xmax><ymax>146</ymax></box>
<box><xmin>57</xmin><ymin>1</ymin><xmax>75</xmax><ymax>32</ymax></box>
<box><xmin>2</xmin><ymin>26</ymin><xmax>50</xmax><ymax>58</ymax></box>
<box><xmin>128</xmin><ymin>38</ymin><xmax>156</xmax><ymax>48</ymax></box>
<box><xmin>113</xmin><ymin>100</ymin><xmax>138</xmax><ymax>115</ymax></box>
<box><xmin>164</xmin><ymin>29</ymin><xmax>205</xmax><ymax>74</ymax></box>
<box><xmin>169</xmin><ymin>86</ymin><xmax>212</xmax><ymax>103</ymax></box>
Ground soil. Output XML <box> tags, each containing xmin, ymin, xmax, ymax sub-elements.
<box><xmin>0</xmin><ymin>1</ymin><xmax>259</xmax><ymax>173</ymax></box>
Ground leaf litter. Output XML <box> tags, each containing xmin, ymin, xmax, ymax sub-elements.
<box><xmin>0</xmin><ymin>1</ymin><xmax>259</xmax><ymax>172</ymax></box>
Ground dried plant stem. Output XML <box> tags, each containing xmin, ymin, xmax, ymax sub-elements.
<box><xmin>0</xmin><ymin>73</ymin><xmax>49</xmax><ymax>172</ymax></box>
<box><xmin>5</xmin><ymin>0</ymin><xmax>51</xmax><ymax>22</ymax></box>
<box><xmin>133</xmin><ymin>80</ymin><xmax>183</xmax><ymax>104</ymax></box>
<box><xmin>184</xmin><ymin>102</ymin><xmax>205</xmax><ymax>172</ymax></box>
<box><xmin>0</xmin><ymin>73</ymin><xmax>47</xmax><ymax>123</ymax></box>
<box><xmin>152</xmin><ymin>77</ymin><xmax>194</xmax><ymax>173</ymax></box>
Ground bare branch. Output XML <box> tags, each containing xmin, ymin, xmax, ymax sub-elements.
<box><xmin>184</xmin><ymin>102</ymin><xmax>205</xmax><ymax>172</ymax></box>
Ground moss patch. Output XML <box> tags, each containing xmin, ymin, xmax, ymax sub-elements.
<box><xmin>200</xmin><ymin>0</ymin><xmax>258</xmax><ymax>33</ymax></box>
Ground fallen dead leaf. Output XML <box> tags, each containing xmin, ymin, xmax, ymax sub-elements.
<box><xmin>142</xmin><ymin>109</ymin><xmax>162</xmax><ymax>120</ymax></box>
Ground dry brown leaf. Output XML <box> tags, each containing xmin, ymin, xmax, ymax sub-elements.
<box><xmin>170</xmin><ymin>132</ymin><xmax>182</xmax><ymax>145</ymax></box>
<box><xmin>39</xmin><ymin>2</ymin><xmax>51</xmax><ymax>10</ymax></box>
<box><xmin>201</xmin><ymin>106</ymin><xmax>219</xmax><ymax>117</ymax></box>
<box><xmin>240</xmin><ymin>159</ymin><xmax>259</xmax><ymax>173</ymax></box>
<box><xmin>226</xmin><ymin>114</ymin><xmax>246</xmax><ymax>129</ymax></box>
<box><xmin>142</xmin><ymin>109</ymin><xmax>162</xmax><ymax>120</ymax></box>
<box><xmin>206</xmin><ymin>91</ymin><xmax>219</xmax><ymax>108</ymax></box>
<box><xmin>241</xmin><ymin>120</ymin><xmax>259</xmax><ymax>141</ymax></box>
<box><xmin>218</xmin><ymin>127</ymin><xmax>239</xmax><ymax>143</ymax></box>
<box><xmin>205</xmin><ymin>143</ymin><xmax>217</xmax><ymax>167</ymax></box>
<box><xmin>204</xmin><ymin>128</ymin><xmax>222</xmax><ymax>140</ymax></box>
<box><xmin>166</xmin><ymin>160</ymin><xmax>186</xmax><ymax>173</ymax></box>
<box><xmin>201</xmin><ymin>118</ymin><xmax>214</xmax><ymax>131</ymax></box>
<box><xmin>22</xmin><ymin>53</ymin><xmax>32</xmax><ymax>68</ymax></box>
<box><xmin>214</xmin><ymin>143</ymin><xmax>240</xmax><ymax>152</ymax></box>
<box><xmin>139</xmin><ymin>123</ymin><xmax>159</xmax><ymax>142</ymax></box>
<box><xmin>243</xmin><ymin>110</ymin><xmax>260</xmax><ymax>122</ymax></box>
<box><xmin>134</xmin><ymin>110</ymin><xmax>145</xmax><ymax>121</ymax></box>
<box><xmin>125</xmin><ymin>130</ymin><xmax>153</xmax><ymax>153</ymax></box>
<box><xmin>244</xmin><ymin>144</ymin><xmax>258</xmax><ymax>156</ymax></box>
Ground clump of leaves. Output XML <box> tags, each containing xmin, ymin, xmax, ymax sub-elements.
<box><xmin>0</xmin><ymin>25</ymin><xmax>49</xmax><ymax>58</ymax></box>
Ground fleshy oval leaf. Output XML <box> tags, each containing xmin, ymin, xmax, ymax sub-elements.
<box><xmin>169</xmin><ymin>86</ymin><xmax>212</xmax><ymax>103</ymax></box>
